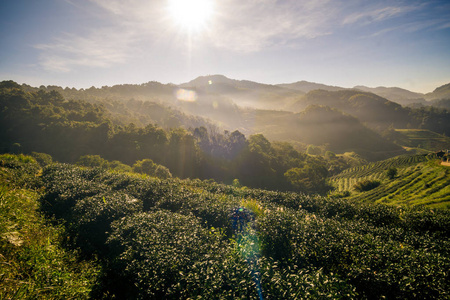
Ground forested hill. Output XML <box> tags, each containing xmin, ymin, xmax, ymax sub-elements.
<box><xmin>245</xmin><ymin>105</ymin><xmax>404</xmax><ymax>161</ymax></box>
<box><xmin>290</xmin><ymin>89</ymin><xmax>450</xmax><ymax>134</ymax></box>
<box><xmin>20</xmin><ymin>77</ymin><xmax>450</xmax><ymax>139</ymax></box>
<box><xmin>3</xmin><ymin>80</ymin><xmax>361</xmax><ymax>193</ymax></box>
<box><xmin>5</xmin><ymin>80</ymin><xmax>405</xmax><ymax>161</ymax></box>
<box><xmin>353</xmin><ymin>86</ymin><xmax>426</xmax><ymax>107</ymax></box>
<box><xmin>3</xmin><ymin>79</ymin><xmax>450</xmax><ymax>167</ymax></box>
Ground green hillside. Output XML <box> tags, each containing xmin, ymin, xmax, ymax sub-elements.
<box><xmin>394</xmin><ymin>129</ymin><xmax>450</xmax><ymax>151</ymax></box>
<box><xmin>244</xmin><ymin>105</ymin><xmax>404</xmax><ymax>161</ymax></box>
<box><xmin>2</xmin><ymin>154</ymin><xmax>449</xmax><ymax>299</ymax></box>
<box><xmin>330</xmin><ymin>155</ymin><xmax>450</xmax><ymax>209</ymax></box>
<box><xmin>0</xmin><ymin>154</ymin><xmax>99</xmax><ymax>298</ymax></box>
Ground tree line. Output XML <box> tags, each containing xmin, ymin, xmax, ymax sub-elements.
<box><xmin>1</xmin><ymin>80</ymin><xmax>368</xmax><ymax>193</ymax></box>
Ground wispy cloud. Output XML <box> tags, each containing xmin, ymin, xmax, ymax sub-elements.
<box><xmin>35</xmin><ymin>28</ymin><xmax>135</xmax><ymax>72</ymax></box>
<box><xmin>208</xmin><ymin>0</ymin><xmax>336</xmax><ymax>52</ymax></box>
<box><xmin>342</xmin><ymin>2</ymin><xmax>450</xmax><ymax>38</ymax></box>
<box><xmin>343</xmin><ymin>4</ymin><xmax>421</xmax><ymax>26</ymax></box>
<box><xmin>35</xmin><ymin>0</ymin><xmax>161</xmax><ymax>72</ymax></box>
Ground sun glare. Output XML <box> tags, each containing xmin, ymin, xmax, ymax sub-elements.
<box><xmin>168</xmin><ymin>0</ymin><xmax>213</xmax><ymax>32</ymax></box>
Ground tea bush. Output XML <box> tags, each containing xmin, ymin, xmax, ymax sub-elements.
<box><xmin>36</xmin><ymin>163</ymin><xmax>450</xmax><ymax>299</ymax></box>
<box><xmin>105</xmin><ymin>211</ymin><xmax>225</xmax><ymax>299</ymax></box>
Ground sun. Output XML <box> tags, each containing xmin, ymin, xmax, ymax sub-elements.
<box><xmin>168</xmin><ymin>0</ymin><xmax>214</xmax><ymax>32</ymax></box>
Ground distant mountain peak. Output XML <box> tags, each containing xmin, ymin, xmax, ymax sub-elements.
<box><xmin>276</xmin><ymin>81</ymin><xmax>345</xmax><ymax>93</ymax></box>
<box><xmin>182</xmin><ymin>74</ymin><xmax>236</xmax><ymax>87</ymax></box>
<box><xmin>432</xmin><ymin>82</ymin><xmax>450</xmax><ymax>94</ymax></box>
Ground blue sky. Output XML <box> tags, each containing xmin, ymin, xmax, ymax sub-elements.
<box><xmin>1</xmin><ymin>0</ymin><xmax>449</xmax><ymax>93</ymax></box>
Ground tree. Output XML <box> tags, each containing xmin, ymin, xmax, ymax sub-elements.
<box><xmin>154</xmin><ymin>165</ymin><xmax>172</xmax><ymax>179</ymax></box>
<box><xmin>133</xmin><ymin>159</ymin><xmax>157</xmax><ymax>176</ymax></box>
<box><xmin>76</xmin><ymin>155</ymin><xmax>108</xmax><ymax>168</ymax></box>
<box><xmin>284</xmin><ymin>163</ymin><xmax>329</xmax><ymax>193</ymax></box>
<box><xmin>31</xmin><ymin>152</ymin><xmax>53</xmax><ymax>167</ymax></box>
<box><xmin>353</xmin><ymin>180</ymin><xmax>380</xmax><ymax>192</ymax></box>
<box><xmin>386</xmin><ymin>167</ymin><xmax>398</xmax><ymax>180</ymax></box>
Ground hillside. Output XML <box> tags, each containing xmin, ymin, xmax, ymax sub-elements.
<box><xmin>393</xmin><ymin>129</ymin><xmax>450</xmax><ymax>152</ymax></box>
<box><xmin>0</xmin><ymin>154</ymin><xmax>99</xmax><ymax>298</ymax></box>
<box><xmin>330</xmin><ymin>155</ymin><xmax>450</xmax><ymax>209</ymax></box>
<box><xmin>2</xmin><ymin>81</ymin><xmax>404</xmax><ymax>163</ymax></box>
<box><xmin>276</xmin><ymin>81</ymin><xmax>344</xmax><ymax>93</ymax></box>
<box><xmin>181</xmin><ymin>75</ymin><xmax>303</xmax><ymax>110</ymax></box>
<box><xmin>234</xmin><ymin>105</ymin><xmax>404</xmax><ymax>161</ymax></box>
<box><xmin>353</xmin><ymin>85</ymin><xmax>425</xmax><ymax>106</ymax></box>
<box><xmin>0</xmin><ymin>154</ymin><xmax>445</xmax><ymax>299</ymax></box>
<box><xmin>5</xmin><ymin>78</ymin><xmax>450</xmax><ymax>163</ymax></box>
<box><xmin>426</xmin><ymin>82</ymin><xmax>450</xmax><ymax>101</ymax></box>
<box><xmin>289</xmin><ymin>89</ymin><xmax>412</xmax><ymax>131</ymax></box>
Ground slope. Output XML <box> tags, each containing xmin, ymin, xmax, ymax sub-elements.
<box><xmin>34</xmin><ymin>159</ymin><xmax>450</xmax><ymax>299</ymax></box>
<box><xmin>181</xmin><ymin>74</ymin><xmax>303</xmax><ymax>110</ymax></box>
<box><xmin>425</xmin><ymin>82</ymin><xmax>450</xmax><ymax>101</ymax></box>
<box><xmin>289</xmin><ymin>89</ymin><xmax>412</xmax><ymax>131</ymax></box>
<box><xmin>242</xmin><ymin>105</ymin><xmax>404</xmax><ymax>160</ymax></box>
<box><xmin>276</xmin><ymin>80</ymin><xmax>344</xmax><ymax>93</ymax></box>
<box><xmin>330</xmin><ymin>155</ymin><xmax>450</xmax><ymax>209</ymax></box>
<box><xmin>393</xmin><ymin>129</ymin><xmax>450</xmax><ymax>152</ymax></box>
<box><xmin>353</xmin><ymin>85</ymin><xmax>425</xmax><ymax>106</ymax></box>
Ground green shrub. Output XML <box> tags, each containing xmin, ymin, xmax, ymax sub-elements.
<box><xmin>106</xmin><ymin>211</ymin><xmax>224</xmax><ymax>299</ymax></box>
<box><xmin>386</xmin><ymin>167</ymin><xmax>398</xmax><ymax>179</ymax></box>
<box><xmin>71</xmin><ymin>192</ymin><xmax>143</xmax><ymax>255</ymax></box>
<box><xmin>76</xmin><ymin>154</ymin><xmax>108</xmax><ymax>168</ymax></box>
<box><xmin>155</xmin><ymin>164</ymin><xmax>172</xmax><ymax>179</ymax></box>
<box><xmin>35</xmin><ymin>162</ymin><xmax>450</xmax><ymax>299</ymax></box>
<box><xmin>31</xmin><ymin>152</ymin><xmax>53</xmax><ymax>167</ymax></box>
<box><xmin>353</xmin><ymin>179</ymin><xmax>381</xmax><ymax>192</ymax></box>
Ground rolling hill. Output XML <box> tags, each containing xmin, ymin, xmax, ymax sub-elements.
<box><xmin>276</xmin><ymin>80</ymin><xmax>344</xmax><ymax>93</ymax></box>
<box><xmin>353</xmin><ymin>85</ymin><xmax>426</xmax><ymax>106</ymax></box>
<box><xmin>289</xmin><ymin>89</ymin><xmax>412</xmax><ymax>131</ymax></box>
<box><xmin>393</xmin><ymin>129</ymin><xmax>450</xmax><ymax>152</ymax></box>
<box><xmin>426</xmin><ymin>82</ymin><xmax>450</xmax><ymax>101</ymax></box>
<box><xmin>8</xmin><ymin>76</ymin><xmax>450</xmax><ymax>161</ymax></box>
<box><xmin>2</xmin><ymin>153</ymin><xmax>449</xmax><ymax>299</ymax></box>
<box><xmin>238</xmin><ymin>105</ymin><xmax>405</xmax><ymax>161</ymax></box>
<box><xmin>330</xmin><ymin>155</ymin><xmax>450</xmax><ymax>209</ymax></box>
<box><xmin>180</xmin><ymin>74</ymin><xmax>303</xmax><ymax>110</ymax></box>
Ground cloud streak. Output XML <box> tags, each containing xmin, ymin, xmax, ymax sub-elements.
<box><xmin>35</xmin><ymin>28</ymin><xmax>135</xmax><ymax>72</ymax></box>
<box><xmin>343</xmin><ymin>5</ymin><xmax>421</xmax><ymax>26</ymax></box>
<box><xmin>34</xmin><ymin>0</ymin><xmax>450</xmax><ymax>72</ymax></box>
<box><xmin>207</xmin><ymin>0</ymin><xmax>336</xmax><ymax>52</ymax></box>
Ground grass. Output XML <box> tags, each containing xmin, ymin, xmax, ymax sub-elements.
<box><xmin>0</xmin><ymin>154</ymin><xmax>100</xmax><ymax>299</ymax></box>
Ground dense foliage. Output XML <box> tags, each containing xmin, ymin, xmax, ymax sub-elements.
<box><xmin>0</xmin><ymin>154</ymin><xmax>99</xmax><ymax>299</ymax></box>
<box><xmin>37</xmin><ymin>162</ymin><xmax>450</xmax><ymax>299</ymax></box>
<box><xmin>1</xmin><ymin>80</ymin><xmax>343</xmax><ymax>193</ymax></box>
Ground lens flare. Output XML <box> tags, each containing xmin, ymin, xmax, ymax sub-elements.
<box><xmin>231</xmin><ymin>207</ymin><xmax>264</xmax><ymax>300</ymax></box>
<box><xmin>175</xmin><ymin>88</ymin><xmax>198</xmax><ymax>102</ymax></box>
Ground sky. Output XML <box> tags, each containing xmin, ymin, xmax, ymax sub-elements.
<box><xmin>0</xmin><ymin>0</ymin><xmax>449</xmax><ymax>93</ymax></box>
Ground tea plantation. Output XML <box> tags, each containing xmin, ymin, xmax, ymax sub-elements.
<box><xmin>1</xmin><ymin>154</ymin><xmax>449</xmax><ymax>299</ymax></box>
<box><xmin>330</xmin><ymin>154</ymin><xmax>450</xmax><ymax>209</ymax></box>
